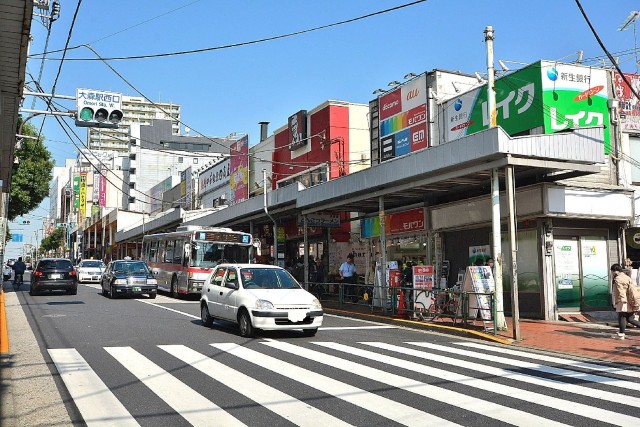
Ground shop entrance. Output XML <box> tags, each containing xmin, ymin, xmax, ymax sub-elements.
<box><xmin>553</xmin><ymin>236</ymin><xmax>609</xmax><ymax>311</ymax></box>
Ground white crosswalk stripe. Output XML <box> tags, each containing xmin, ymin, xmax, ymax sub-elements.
<box><xmin>105</xmin><ymin>346</ymin><xmax>246</xmax><ymax>427</ymax></box>
<box><xmin>48</xmin><ymin>348</ymin><xmax>140</xmax><ymax>427</ymax></box>
<box><xmin>457</xmin><ymin>341</ymin><xmax>640</xmax><ymax>379</ymax></box>
<box><xmin>159</xmin><ymin>344</ymin><xmax>352</xmax><ymax>427</ymax></box>
<box><xmin>264</xmin><ymin>341</ymin><xmax>568</xmax><ymax>426</ymax></box>
<box><xmin>48</xmin><ymin>340</ymin><xmax>640</xmax><ymax>426</ymax></box>
<box><xmin>211</xmin><ymin>342</ymin><xmax>459</xmax><ymax>426</ymax></box>
<box><xmin>311</xmin><ymin>341</ymin><xmax>640</xmax><ymax>425</ymax></box>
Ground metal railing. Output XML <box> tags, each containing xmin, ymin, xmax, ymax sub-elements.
<box><xmin>310</xmin><ymin>281</ymin><xmax>497</xmax><ymax>335</ymax></box>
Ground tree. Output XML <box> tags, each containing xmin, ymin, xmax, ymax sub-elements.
<box><xmin>39</xmin><ymin>227</ymin><xmax>65</xmax><ymax>254</ymax></box>
<box><xmin>9</xmin><ymin>119</ymin><xmax>55</xmax><ymax>220</ymax></box>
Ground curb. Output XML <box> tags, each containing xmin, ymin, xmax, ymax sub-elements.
<box><xmin>324</xmin><ymin>307</ymin><xmax>513</xmax><ymax>345</ymax></box>
<box><xmin>0</xmin><ymin>288</ymin><xmax>15</xmax><ymax>427</ymax></box>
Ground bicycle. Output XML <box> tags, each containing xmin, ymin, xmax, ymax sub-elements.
<box><xmin>14</xmin><ymin>272</ymin><xmax>24</xmax><ymax>289</ymax></box>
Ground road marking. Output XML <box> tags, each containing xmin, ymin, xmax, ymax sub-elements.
<box><xmin>212</xmin><ymin>342</ymin><xmax>459</xmax><ymax>427</ymax></box>
<box><xmin>313</xmin><ymin>341</ymin><xmax>640</xmax><ymax>425</ymax></box>
<box><xmin>319</xmin><ymin>326</ymin><xmax>397</xmax><ymax>330</ymax></box>
<box><xmin>265</xmin><ymin>340</ymin><xmax>567</xmax><ymax>427</ymax></box>
<box><xmin>48</xmin><ymin>348</ymin><xmax>139</xmax><ymax>427</ymax></box>
<box><xmin>105</xmin><ymin>346</ymin><xmax>245</xmax><ymax>427</ymax></box>
<box><xmin>374</xmin><ymin>341</ymin><xmax>640</xmax><ymax>407</ymax></box>
<box><xmin>457</xmin><ymin>341</ymin><xmax>640</xmax><ymax>379</ymax></box>
<box><xmin>160</xmin><ymin>345</ymin><xmax>351</xmax><ymax>427</ymax></box>
<box><xmin>136</xmin><ymin>299</ymin><xmax>199</xmax><ymax>319</ymax></box>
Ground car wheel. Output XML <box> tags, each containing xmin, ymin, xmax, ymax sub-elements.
<box><xmin>109</xmin><ymin>284</ymin><xmax>117</xmax><ymax>299</ymax></box>
<box><xmin>67</xmin><ymin>287</ymin><xmax>77</xmax><ymax>295</ymax></box>
<box><xmin>303</xmin><ymin>328</ymin><xmax>318</xmax><ymax>337</ymax></box>
<box><xmin>201</xmin><ymin>304</ymin><xmax>214</xmax><ymax>327</ymax></box>
<box><xmin>149</xmin><ymin>292</ymin><xmax>156</xmax><ymax>299</ymax></box>
<box><xmin>238</xmin><ymin>309</ymin><xmax>255</xmax><ymax>338</ymax></box>
<box><xmin>102</xmin><ymin>285</ymin><xmax>108</xmax><ymax>297</ymax></box>
<box><xmin>29</xmin><ymin>288</ymin><xmax>36</xmax><ymax>296</ymax></box>
<box><xmin>171</xmin><ymin>276</ymin><xmax>179</xmax><ymax>299</ymax></box>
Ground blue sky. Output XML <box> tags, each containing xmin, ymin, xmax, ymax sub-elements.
<box><xmin>9</xmin><ymin>0</ymin><xmax>639</xmax><ymax>258</ymax></box>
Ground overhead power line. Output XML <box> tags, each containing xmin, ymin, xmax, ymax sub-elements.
<box><xmin>29</xmin><ymin>0</ymin><xmax>428</xmax><ymax>61</ymax></box>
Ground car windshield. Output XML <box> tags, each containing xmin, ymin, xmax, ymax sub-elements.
<box><xmin>240</xmin><ymin>268</ymin><xmax>301</xmax><ymax>290</ymax></box>
<box><xmin>113</xmin><ymin>261</ymin><xmax>149</xmax><ymax>276</ymax></box>
<box><xmin>81</xmin><ymin>261</ymin><xmax>104</xmax><ymax>268</ymax></box>
<box><xmin>190</xmin><ymin>242</ymin><xmax>250</xmax><ymax>268</ymax></box>
<box><xmin>38</xmin><ymin>260</ymin><xmax>73</xmax><ymax>270</ymax></box>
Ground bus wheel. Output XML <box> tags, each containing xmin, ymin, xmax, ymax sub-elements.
<box><xmin>171</xmin><ymin>276</ymin><xmax>179</xmax><ymax>299</ymax></box>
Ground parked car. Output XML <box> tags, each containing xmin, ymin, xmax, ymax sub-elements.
<box><xmin>101</xmin><ymin>258</ymin><xmax>157</xmax><ymax>299</ymax></box>
<box><xmin>30</xmin><ymin>258</ymin><xmax>78</xmax><ymax>296</ymax></box>
<box><xmin>6</xmin><ymin>259</ymin><xmax>15</xmax><ymax>267</ymax></box>
<box><xmin>76</xmin><ymin>259</ymin><xmax>106</xmax><ymax>284</ymax></box>
<box><xmin>200</xmin><ymin>264</ymin><xmax>323</xmax><ymax>337</ymax></box>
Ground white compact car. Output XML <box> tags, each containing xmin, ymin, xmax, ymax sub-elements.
<box><xmin>200</xmin><ymin>264</ymin><xmax>323</xmax><ymax>337</ymax></box>
<box><xmin>76</xmin><ymin>259</ymin><xmax>106</xmax><ymax>284</ymax></box>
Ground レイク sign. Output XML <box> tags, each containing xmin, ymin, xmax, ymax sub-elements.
<box><xmin>444</xmin><ymin>60</ymin><xmax>612</xmax><ymax>153</ymax></box>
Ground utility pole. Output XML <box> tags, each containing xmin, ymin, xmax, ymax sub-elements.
<box><xmin>485</xmin><ymin>25</ymin><xmax>507</xmax><ymax>331</ymax></box>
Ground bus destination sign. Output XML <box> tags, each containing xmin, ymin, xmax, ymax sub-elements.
<box><xmin>197</xmin><ymin>231</ymin><xmax>251</xmax><ymax>244</ymax></box>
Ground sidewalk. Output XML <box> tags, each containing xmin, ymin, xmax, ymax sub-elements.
<box><xmin>323</xmin><ymin>303</ymin><xmax>640</xmax><ymax>365</ymax></box>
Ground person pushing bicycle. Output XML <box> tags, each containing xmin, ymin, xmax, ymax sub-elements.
<box><xmin>12</xmin><ymin>257</ymin><xmax>26</xmax><ymax>288</ymax></box>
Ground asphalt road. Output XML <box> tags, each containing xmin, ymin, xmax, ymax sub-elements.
<box><xmin>4</xmin><ymin>280</ymin><xmax>640</xmax><ymax>426</ymax></box>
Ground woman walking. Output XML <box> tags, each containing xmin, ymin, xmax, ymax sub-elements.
<box><xmin>611</xmin><ymin>263</ymin><xmax>640</xmax><ymax>340</ymax></box>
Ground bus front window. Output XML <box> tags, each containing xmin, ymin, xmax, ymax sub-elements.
<box><xmin>190</xmin><ymin>242</ymin><xmax>251</xmax><ymax>268</ymax></box>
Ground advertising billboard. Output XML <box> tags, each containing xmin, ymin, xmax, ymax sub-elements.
<box><xmin>614</xmin><ymin>72</ymin><xmax>640</xmax><ymax>131</ymax></box>
<box><xmin>377</xmin><ymin>74</ymin><xmax>428</xmax><ymax>162</ymax></box>
<box><xmin>79</xmin><ymin>173</ymin><xmax>87</xmax><ymax>220</ymax></box>
<box><xmin>288</xmin><ymin>110</ymin><xmax>308</xmax><ymax>151</ymax></box>
<box><xmin>444</xmin><ymin>61</ymin><xmax>611</xmax><ymax>153</ymax></box>
<box><xmin>230</xmin><ymin>135</ymin><xmax>249</xmax><ymax>206</ymax></box>
<box><xmin>198</xmin><ymin>159</ymin><xmax>230</xmax><ymax>195</ymax></box>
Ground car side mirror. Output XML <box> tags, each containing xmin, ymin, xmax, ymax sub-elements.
<box><xmin>226</xmin><ymin>281</ymin><xmax>239</xmax><ymax>290</ymax></box>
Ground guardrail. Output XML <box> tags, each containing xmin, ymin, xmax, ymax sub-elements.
<box><xmin>309</xmin><ymin>281</ymin><xmax>497</xmax><ymax>335</ymax></box>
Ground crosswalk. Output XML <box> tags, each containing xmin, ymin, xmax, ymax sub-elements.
<box><xmin>48</xmin><ymin>339</ymin><xmax>640</xmax><ymax>426</ymax></box>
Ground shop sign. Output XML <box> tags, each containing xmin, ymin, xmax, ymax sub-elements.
<box><xmin>413</xmin><ymin>265</ymin><xmax>434</xmax><ymax>290</ymax></box>
<box><xmin>377</xmin><ymin>74</ymin><xmax>429</xmax><ymax>162</ymax></box>
<box><xmin>388</xmin><ymin>208</ymin><xmax>425</xmax><ymax>234</ymax></box>
<box><xmin>288</xmin><ymin>110</ymin><xmax>308</xmax><ymax>151</ymax></box>
<box><xmin>229</xmin><ymin>135</ymin><xmax>249</xmax><ymax>206</ymax></box>
<box><xmin>297</xmin><ymin>213</ymin><xmax>340</xmax><ymax>228</ymax></box>
<box><xmin>444</xmin><ymin>60</ymin><xmax>611</xmax><ymax>153</ymax></box>
<box><xmin>614</xmin><ymin>72</ymin><xmax>640</xmax><ymax>131</ymax></box>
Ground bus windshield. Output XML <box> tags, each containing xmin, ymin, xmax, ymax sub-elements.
<box><xmin>190</xmin><ymin>242</ymin><xmax>250</xmax><ymax>268</ymax></box>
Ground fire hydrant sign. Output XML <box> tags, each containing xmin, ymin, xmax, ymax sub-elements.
<box><xmin>413</xmin><ymin>265</ymin><xmax>434</xmax><ymax>290</ymax></box>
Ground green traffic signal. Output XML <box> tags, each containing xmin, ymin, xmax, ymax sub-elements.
<box><xmin>79</xmin><ymin>107</ymin><xmax>94</xmax><ymax>121</ymax></box>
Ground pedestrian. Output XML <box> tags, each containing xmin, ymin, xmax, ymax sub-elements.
<box><xmin>611</xmin><ymin>263</ymin><xmax>640</xmax><ymax>340</ymax></box>
<box><xmin>12</xmin><ymin>257</ymin><xmax>26</xmax><ymax>287</ymax></box>
<box><xmin>339</xmin><ymin>253</ymin><xmax>357</xmax><ymax>302</ymax></box>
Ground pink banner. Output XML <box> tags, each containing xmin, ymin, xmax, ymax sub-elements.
<box><xmin>99</xmin><ymin>175</ymin><xmax>106</xmax><ymax>207</ymax></box>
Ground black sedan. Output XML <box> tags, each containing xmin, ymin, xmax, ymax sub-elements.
<box><xmin>30</xmin><ymin>258</ymin><xmax>78</xmax><ymax>296</ymax></box>
<box><xmin>101</xmin><ymin>259</ymin><xmax>157</xmax><ymax>299</ymax></box>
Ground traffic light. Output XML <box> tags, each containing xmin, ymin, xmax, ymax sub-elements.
<box><xmin>75</xmin><ymin>88</ymin><xmax>123</xmax><ymax>129</ymax></box>
<box><xmin>21</xmin><ymin>220</ymin><xmax>30</xmax><ymax>225</ymax></box>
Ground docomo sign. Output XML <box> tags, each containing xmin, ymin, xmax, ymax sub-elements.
<box><xmin>379</xmin><ymin>74</ymin><xmax>428</xmax><ymax>121</ymax></box>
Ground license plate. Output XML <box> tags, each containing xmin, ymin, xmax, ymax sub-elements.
<box><xmin>50</xmin><ymin>274</ymin><xmax>61</xmax><ymax>279</ymax></box>
<box><xmin>92</xmin><ymin>276</ymin><xmax>98</xmax><ymax>280</ymax></box>
<box><xmin>133</xmin><ymin>286</ymin><xmax>141</xmax><ymax>292</ymax></box>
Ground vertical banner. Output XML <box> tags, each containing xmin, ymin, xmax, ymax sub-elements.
<box><xmin>99</xmin><ymin>175</ymin><xmax>106</xmax><ymax>207</ymax></box>
<box><xmin>229</xmin><ymin>135</ymin><xmax>249</xmax><ymax>206</ymax></box>
<box><xmin>79</xmin><ymin>173</ymin><xmax>87</xmax><ymax>220</ymax></box>
<box><xmin>92</xmin><ymin>173</ymin><xmax>100</xmax><ymax>202</ymax></box>
<box><xmin>614</xmin><ymin>72</ymin><xmax>640</xmax><ymax>131</ymax></box>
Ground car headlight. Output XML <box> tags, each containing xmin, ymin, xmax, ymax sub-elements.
<box><xmin>114</xmin><ymin>279</ymin><xmax>128</xmax><ymax>285</ymax></box>
<box><xmin>311</xmin><ymin>298</ymin><xmax>322</xmax><ymax>310</ymax></box>
<box><xmin>147</xmin><ymin>278</ymin><xmax>157</xmax><ymax>285</ymax></box>
<box><xmin>254</xmin><ymin>299</ymin><xmax>274</xmax><ymax>310</ymax></box>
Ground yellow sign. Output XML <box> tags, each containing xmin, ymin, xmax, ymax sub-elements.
<box><xmin>79</xmin><ymin>173</ymin><xmax>87</xmax><ymax>220</ymax></box>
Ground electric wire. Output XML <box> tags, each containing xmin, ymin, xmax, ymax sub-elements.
<box><xmin>29</xmin><ymin>0</ymin><xmax>429</xmax><ymax>61</ymax></box>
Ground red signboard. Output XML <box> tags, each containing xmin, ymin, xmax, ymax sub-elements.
<box><xmin>379</xmin><ymin>88</ymin><xmax>402</xmax><ymax>121</ymax></box>
<box><xmin>388</xmin><ymin>208</ymin><xmax>425</xmax><ymax>234</ymax></box>
<box><xmin>413</xmin><ymin>265</ymin><xmax>434</xmax><ymax>290</ymax></box>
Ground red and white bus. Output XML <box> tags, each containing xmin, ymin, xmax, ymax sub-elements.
<box><xmin>142</xmin><ymin>225</ymin><xmax>254</xmax><ymax>297</ymax></box>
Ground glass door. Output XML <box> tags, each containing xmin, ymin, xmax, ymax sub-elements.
<box><xmin>580</xmin><ymin>237</ymin><xmax>609</xmax><ymax>310</ymax></box>
<box><xmin>554</xmin><ymin>238</ymin><xmax>581</xmax><ymax>310</ymax></box>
